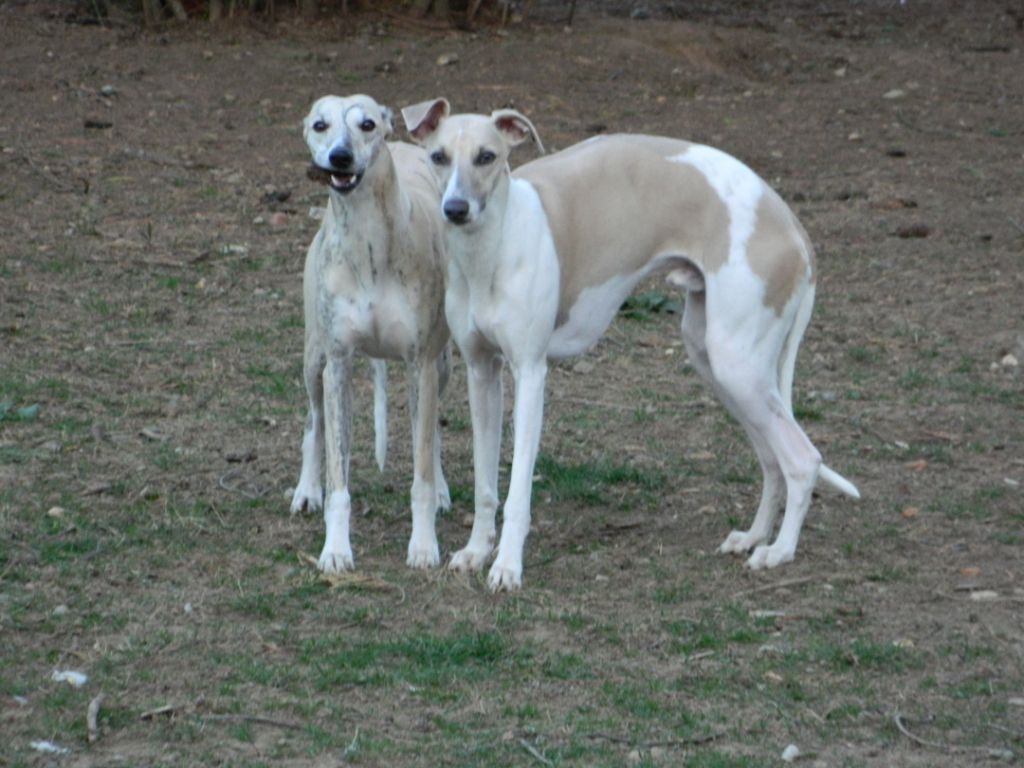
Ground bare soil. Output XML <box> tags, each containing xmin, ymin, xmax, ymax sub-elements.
<box><xmin>1</xmin><ymin>1</ymin><xmax>1022</xmax><ymax>766</ymax></box>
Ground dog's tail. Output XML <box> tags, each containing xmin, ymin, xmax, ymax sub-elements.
<box><xmin>780</xmin><ymin>283</ymin><xmax>861</xmax><ymax>500</ymax></box>
<box><xmin>818</xmin><ymin>464</ymin><xmax>860</xmax><ymax>499</ymax></box>
<box><xmin>373</xmin><ymin>360</ymin><xmax>387</xmax><ymax>472</ymax></box>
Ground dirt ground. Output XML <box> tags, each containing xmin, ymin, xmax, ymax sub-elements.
<box><xmin>1</xmin><ymin>1</ymin><xmax>1022</xmax><ymax>766</ymax></box>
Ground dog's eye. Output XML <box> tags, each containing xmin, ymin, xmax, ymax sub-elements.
<box><xmin>475</xmin><ymin>149</ymin><xmax>497</xmax><ymax>166</ymax></box>
<box><xmin>312</xmin><ymin>119</ymin><xmax>328</xmax><ymax>133</ymax></box>
<box><xmin>430</xmin><ymin>150</ymin><xmax>449</xmax><ymax>166</ymax></box>
<box><xmin>359</xmin><ymin>119</ymin><xmax>376</xmax><ymax>132</ymax></box>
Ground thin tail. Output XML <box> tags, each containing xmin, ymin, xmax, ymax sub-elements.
<box><xmin>373</xmin><ymin>359</ymin><xmax>387</xmax><ymax>472</ymax></box>
<box><xmin>818</xmin><ymin>464</ymin><xmax>860</xmax><ymax>499</ymax></box>
<box><xmin>778</xmin><ymin>283</ymin><xmax>815</xmax><ymax>415</ymax></box>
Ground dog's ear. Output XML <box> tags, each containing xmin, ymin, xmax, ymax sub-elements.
<box><xmin>380</xmin><ymin>105</ymin><xmax>395</xmax><ymax>137</ymax></box>
<box><xmin>402</xmin><ymin>98</ymin><xmax>450</xmax><ymax>143</ymax></box>
<box><xmin>491</xmin><ymin>109</ymin><xmax>546</xmax><ymax>155</ymax></box>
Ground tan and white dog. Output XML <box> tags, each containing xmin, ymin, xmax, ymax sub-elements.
<box><xmin>404</xmin><ymin>99</ymin><xmax>859</xmax><ymax>591</ymax></box>
<box><xmin>291</xmin><ymin>94</ymin><xmax>451</xmax><ymax>573</ymax></box>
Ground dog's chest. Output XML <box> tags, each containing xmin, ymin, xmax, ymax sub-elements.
<box><xmin>321</xmin><ymin>268</ymin><xmax>417</xmax><ymax>359</ymax></box>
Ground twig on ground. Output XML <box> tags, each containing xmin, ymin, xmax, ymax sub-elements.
<box><xmin>299</xmin><ymin>553</ymin><xmax>407</xmax><ymax>603</ymax></box>
<box><xmin>894</xmin><ymin>712</ymin><xmax>1014</xmax><ymax>759</ymax></box>
<box><xmin>683</xmin><ymin>650</ymin><xmax>716</xmax><ymax>663</ymax></box>
<box><xmin>343</xmin><ymin>726</ymin><xmax>361</xmax><ymax>758</ymax></box>
<box><xmin>587</xmin><ymin>731</ymin><xmax>722</xmax><ymax>748</ymax></box>
<box><xmin>1009</xmin><ymin>217</ymin><xmax>1024</xmax><ymax>236</ymax></box>
<box><xmin>87</xmin><ymin>693</ymin><xmax>105</xmax><ymax>743</ymax></box>
<box><xmin>218</xmin><ymin>469</ymin><xmax>267</xmax><ymax>499</ymax></box>
<box><xmin>204</xmin><ymin>713</ymin><xmax>303</xmax><ymax>730</ymax></box>
<box><xmin>732</xmin><ymin>576</ymin><xmax>816</xmax><ymax>597</ymax></box>
<box><xmin>140</xmin><ymin>704</ymin><xmax>178</xmax><ymax>720</ymax></box>
<box><xmin>519</xmin><ymin>739</ymin><xmax>553</xmax><ymax>766</ymax></box>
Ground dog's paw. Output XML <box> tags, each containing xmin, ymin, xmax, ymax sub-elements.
<box><xmin>719</xmin><ymin>529</ymin><xmax>766</xmax><ymax>555</ymax></box>
<box><xmin>290</xmin><ymin>485</ymin><xmax>323</xmax><ymax>515</ymax></box>
<box><xmin>406</xmin><ymin>538</ymin><xmax>441</xmax><ymax>569</ymax></box>
<box><xmin>449</xmin><ymin>542</ymin><xmax>493</xmax><ymax>572</ymax></box>
<box><xmin>487</xmin><ymin>557</ymin><xmax>523</xmax><ymax>592</ymax></box>
<box><xmin>318</xmin><ymin>547</ymin><xmax>355</xmax><ymax>573</ymax></box>
<box><xmin>746</xmin><ymin>543</ymin><xmax>794</xmax><ymax>570</ymax></box>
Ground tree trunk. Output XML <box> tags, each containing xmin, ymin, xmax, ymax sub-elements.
<box><xmin>141</xmin><ymin>0</ymin><xmax>163</xmax><ymax>26</ymax></box>
<box><xmin>300</xmin><ymin>0</ymin><xmax>318</xmax><ymax>18</ymax></box>
<box><xmin>209</xmin><ymin>0</ymin><xmax>223</xmax><ymax>21</ymax></box>
<box><xmin>166</xmin><ymin>0</ymin><xmax>188</xmax><ymax>21</ymax></box>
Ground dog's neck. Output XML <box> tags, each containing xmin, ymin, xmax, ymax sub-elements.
<box><xmin>324</xmin><ymin>145</ymin><xmax>409</xmax><ymax>232</ymax></box>
<box><xmin>444</xmin><ymin>171</ymin><xmax>513</xmax><ymax>279</ymax></box>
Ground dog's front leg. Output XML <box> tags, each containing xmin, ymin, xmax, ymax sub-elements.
<box><xmin>319</xmin><ymin>352</ymin><xmax>356</xmax><ymax>572</ymax></box>
<box><xmin>406</xmin><ymin>359</ymin><xmax>441</xmax><ymax>568</ymax></box>
<box><xmin>449</xmin><ymin>353</ymin><xmax>504</xmax><ymax>573</ymax></box>
<box><xmin>488</xmin><ymin>362</ymin><xmax>547</xmax><ymax>591</ymax></box>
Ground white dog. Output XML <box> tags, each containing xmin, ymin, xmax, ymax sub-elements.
<box><xmin>291</xmin><ymin>94</ymin><xmax>451</xmax><ymax>573</ymax></box>
<box><xmin>404</xmin><ymin>99</ymin><xmax>859</xmax><ymax>591</ymax></box>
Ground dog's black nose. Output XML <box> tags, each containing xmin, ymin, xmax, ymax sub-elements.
<box><xmin>328</xmin><ymin>147</ymin><xmax>354</xmax><ymax>170</ymax></box>
<box><xmin>444</xmin><ymin>199</ymin><xmax>470</xmax><ymax>225</ymax></box>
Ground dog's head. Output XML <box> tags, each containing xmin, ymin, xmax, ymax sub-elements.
<box><xmin>402</xmin><ymin>98</ymin><xmax>544</xmax><ymax>227</ymax></box>
<box><xmin>303</xmin><ymin>94</ymin><xmax>395</xmax><ymax>195</ymax></box>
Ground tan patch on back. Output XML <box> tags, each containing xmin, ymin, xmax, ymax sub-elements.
<box><xmin>514</xmin><ymin>135</ymin><xmax>731</xmax><ymax>317</ymax></box>
<box><xmin>747</xmin><ymin>192</ymin><xmax>814</xmax><ymax>315</ymax></box>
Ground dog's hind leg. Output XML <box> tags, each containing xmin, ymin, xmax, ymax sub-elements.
<box><xmin>319</xmin><ymin>353</ymin><xmax>356</xmax><ymax>572</ymax></box>
<box><xmin>680</xmin><ymin>288</ymin><xmax>785</xmax><ymax>554</ymax></box>
<box><xmin>291</xmin><ymin>343</ymin><xmax>325</xmax><ymax>515</ymax></box>
<box><xmin>372</xmin><ymin>359</ymin><xmax>387</xmax><ymax>472</ymax></box>
<box><xmin>406</xmin><ymin>359</ymin><xmax>441</xmax><ymax>568</ymax></box>
<box><xmin>701</xmin><ymin>307</ymin><xmax>822</xmax><ymax>569</ymax></box>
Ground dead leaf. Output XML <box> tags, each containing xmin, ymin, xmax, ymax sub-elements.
<box><xmin>904</xmin><ymin>459</ymin><xmax>928</xmax><ymax>472</ymax></box>
<box><xmin>901</xmin><ymin>506</ymin><xmax>919</xmax><ymax>519</ymax></box>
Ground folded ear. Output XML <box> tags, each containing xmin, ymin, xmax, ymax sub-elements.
<box><xmin>401</xmin><ymin>98</ymin><xmax>450</xmax><ymax>143</ymax></box>
<box><xmin>491</xmin><ymin>109</ymin><xmax>546</xmax><ymax>154</ymax></box>
<box><xmin>380</xmin><ymin>105</ymin><xmax>395</xmax><ymax>137</ymax></box>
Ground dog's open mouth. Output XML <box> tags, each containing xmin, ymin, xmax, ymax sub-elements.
<box><xmin>306</xmin><ymin>164</ymin><xmax>363</xmax><ymax>194</ymax></box>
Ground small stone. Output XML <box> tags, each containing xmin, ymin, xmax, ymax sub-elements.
<box><xmin>46</xmin><ymin>506</ymin><xmax>65</xmax><ymax>518</ymax></box>
<box><xmin>53</xmin><ymin>604</ymin><xmax>69</xmax><ymax>616</ymax></box>
<box><xmin>848</xmin><ymin>131</ymin><xmax>863</xmax><ymax>142</ymax></box>
<box><xmin>100</xmin><ymin>84</ymin><xmax>117</xmax><ymax>97</ymax></box>
<box><xmin>1000</xmin><ymin>353</ymin><xmax>1018</xmax><ymax>368</ymax></box>
<box><xmin>573</xmin><ymin>359</ymin><xmax>595</xmax><ymax>375</ymax></box>
<box><xmin>436</xmin><ymin>53</ymin><xmax>459</xmax><ymax>67</ymax></box>
<box><xmin>782</xmin><ymin>744</ymin><xmax>801</xmax><ymax>762</ymax></box>
<box><xmin>883</xmin><ymin>88</ymin><xmax>906</xmax><ymax>99</ymax></box>
<box><xmin>51</xmin><ymin>670</ymin><xmax>88</xmax><ymax>687</ymax></box>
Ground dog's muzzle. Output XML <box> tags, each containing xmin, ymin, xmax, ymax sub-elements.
<box><xmin>443</xmin><ymin>198</ymin><xmax>471</xmax><ymax>225</ymax></box>
<box><xmin>306</xmin><ymin>163</ymin><xmax>364</xmax><ymax>195</ymax></box>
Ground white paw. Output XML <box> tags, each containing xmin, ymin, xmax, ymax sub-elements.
<box><xmin>719</xmin><ymin>529</ymin><xmax>767</xmax><ymax>555</ymax></box>
<box><xmin>449</xmin><ymin>544</ymin><xmax>492</xmax><ymax>573</ymax></box>
<box><xmin>290</xmin><ymin>484</ymin><xmax>322</xmax><ymax>515</ymax></box>
<box><xmin>318</xmin><ymin>547</ymin><xmax>354</xmax><ymax>573</ymax></box>
<box><xmin>487</xmin><ymin>556</ymin><xmax>523</xmax><ymax>592</ymax></box>
<box><xmin>406</xmin><ymin>538</ymin><xmax>441</xmax><ymax>569</ymax></box>
<box><xmin>746</xmin><ymin>543</ymin><xmax>794</xmax><ymax>570</ymax></box>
